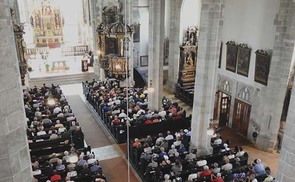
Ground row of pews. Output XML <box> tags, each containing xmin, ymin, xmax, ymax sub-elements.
<box><xmin>24</xmin><ymin>84</ymin><xmax>106</xmax><ymax>182</ymax></box>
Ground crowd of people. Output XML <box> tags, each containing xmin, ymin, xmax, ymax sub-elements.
<box><xmin>82</xmin><ymin>79</ymin><xmax>190</xmax><ymax>143</ymax></box>
<box><xmin>83</xmin><ymin>79</ymin><xmax>187</xmax><ymax>127</ymax></box>
<box><xmin>82</xmin><ymin>78</ymin><xmax>275</xmax><ymax>182</ymax></box>
<box><xmin>24</xmin><ymin>84</ymin><xmax>107</xmax><ymax>182</ymax></box>
<box><xmin>130</xmin><ymin>129</ymin><xmax>274</xmax><ymax>182</ymax></box>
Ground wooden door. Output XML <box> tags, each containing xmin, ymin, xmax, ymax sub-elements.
<box><xmin>232</xmin><ymin>99</ymin><xmax>251</xmax><ymax>137</ymax></box>
<box><xmin>219</xmin><ymin>94</ymin><xmax>231</xmax><ymax>127</ymax></box>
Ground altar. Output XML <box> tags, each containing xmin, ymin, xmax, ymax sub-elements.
<box><xmin>31</xmin><ymin>0</ymin><xmax>64</xmax><ymax>48</ymax></box>
<box><xmin>27</xmin><ymin>47</ymin><xmax>94</xmax><ymax>78</ymax></box>
<box><xmin>48</xmin><ymin>60</ymin><xmax>68</xmax><ymax>72</ymax></box>
<box><xmin>175</xmin><ymin>26</ymin><xmax>198</xmax><ymax>107</ymax></box>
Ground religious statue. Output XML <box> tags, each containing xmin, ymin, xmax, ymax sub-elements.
<box><xmin>186</xmin><ymin>27</ymin><xmax>190</xmax><ymax>42</ymax></box>
<box><xmin>183</xmin><ymin>26</ymin><xmax>198</xmax><ymax>46</ymax></box>
<box><xmin>54</xmin><ymin>9</ymin><xmax>61</xmax><ymax>27</ymax></box>
<box><xmin>43</xmin><ymin>5</ymin><xmax>52</xmax><ymax>15</ymax></box>
<box><xmin>34</xmin><ymin>11</ymin><xmax>41</xmax><ymax>28</ymax></box>
<box><xmin>190</xmin><ymin>32</ymin><xmax>196</xmax><ymax>45</ymax></box>
<box><xmin>177</xmin><ymin>26</ymin><xmax>198</xmax><ymax>89</ymax></box>
<box><xmin>185</xmin><ymin>52</ymin><xmax>194</xmax><ymax>67</ymax></box>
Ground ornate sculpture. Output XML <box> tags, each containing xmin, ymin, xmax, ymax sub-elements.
<box><xmin>182</xmin><ymin>26</ymin><xmax>198</xmax><ymax>46</ymax></box>
<box><xmin>178</xmin><ymin>27</ymin><xmax>198</xmax><ymax>89</ymax></box>
<box><xmin>102</xmin><ymin>5</ymin><xmax>120</xmax><ymax>25</ymax></box>
<box><xmin>11</xmin><ymin>8</ymin><xmax>28</xmax><ymax>86</ymax></box>
<box><xmin>96</xmin><ymin>5</ymin><xmax>132</xmax><ymax>80</ymax></box>
<box><xmin>30</xmin><ymin>0</ymin><xmax>64</xmax><ymax>48</ymax></box>
<box><xmin>175</xmin><ymin>26</ymin><xmax>198</xmax><ymax>106</ymax></box>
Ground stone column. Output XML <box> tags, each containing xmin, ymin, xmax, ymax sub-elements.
<box><xmin>167</xmin><ymin>0</ymin><xmax>183</xmax><ymax>91</ymax></box>
<box><xmin>0</xmin><ymin>1</ymin><xmax>32</xmax><ymax>182</ymax></box>
<box><xmin>190</xmin><ymin>0</ymin><xmax>224</xmax><ymax>155</ymax></box>
<box><xmin>147</xmin><ymin>0</ymin><xmax>165</xmax><ymax>111</ymax></box>
<box><xmin>277</xmin><ymin>77</ymin><xmax>295</xmax><ymax>181</ymax></box>
<box><xmin>88</xmin><ymin>0</ymin><xmax>99</xmax><ymax>78</ymax></box>
<box><xmin>255</xmin><ymin>0</ymin><xmax>295</xmax><ymax>152</ymax></box>
<box><xmin>120</xmin><ymin>0</ymin><xmax>132</xmax><ymax>24</ymax></box>
<box><xmin>272</xmin><ymin>1</ymin><xmax>295</xmax><ymax>181</ymax></box>
<box><xmin>121</xmin><ymin>0</ymin><xmax>134</xmax><ymax>86</ymax></box>
<box><xmin>132</xmin><ymin>0</ymin><xmax>140</xmax><ymax>69</ymax></box>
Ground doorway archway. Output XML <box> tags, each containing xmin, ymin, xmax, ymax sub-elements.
<box><xmin>232</xmin><ymin>99</ymin><xmax>251</xmax><ymax>137</ymax></box>
<box><xmin>214</xmin><ymin>91</ymin><xmax>231</xmax><ymax>127</ymax></box>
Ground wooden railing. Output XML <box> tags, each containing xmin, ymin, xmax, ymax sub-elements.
<box><xmin>26</xmin><ymin>47</ymin><xmax>49</xmax><ymax>59</ymax></box>
<box><xmin>61</xmin><ymin>45</ymin><xmax>89</xmax><ymax>56</ymax></box>
<box><xmin>26</xmin><ymin>45</ymin><xmax>89</xmax><ymax>59</ymax></box>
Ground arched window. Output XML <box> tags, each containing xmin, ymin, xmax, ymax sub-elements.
<box><xmin>238</xmin><ymin>87</ymin><xmax>250</xmax><ymax>102</ymax></box>
<box><xmin>221</xmin><ymin>80</ymin><xmax>231</xmax><ymax>93</ymax></box>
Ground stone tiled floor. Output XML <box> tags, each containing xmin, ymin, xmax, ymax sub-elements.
<box><xmin>217</xmin><ymin>127</ymin><xmax>279</xmax><ymax>177</ymax></box>
<box><xmin>244</xmin><ymin>145</ymin><xmax>279</xmax><ymax>177</ymax></box>
<box><xmin>61</xmin><ymin>84</ymin><xmax>141</xmax><ymax>182</ymax></box>
<box><xmin>92</xmin><ymin>145</ymin><xmax>122</xmax><ymax>161</ymax></box>
<box><xmin>61</xmin><ymin>84</ymin><xmax>279</xmax><ymax>181</ymax></box>
<box><xmin>66</xmin><ymin>94</ymin><xmax>113</xmax><ymax>148</ymax></box>
<box><xmin>99</xmin><ymin>156</ymin><xmax>139</xmax><ymax>182</ymax></box>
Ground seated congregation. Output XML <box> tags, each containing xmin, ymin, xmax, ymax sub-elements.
<box><xmin>129</xmin><ymin>129</ymin><xmax>275</xmax><ymax>182</ymax></box>
<box><xmin>82</xmin><ymin>79</ymin><xmax>275</xmax><ymax>182</ymax></box>
<box><xmin>24</xmin><ymin>84</ymin><xmax>107</xmax><ymax>182</ymax></box>
<box><xmin>82</xmin><ymin>79</ymin><xmax>190</xmax><ymax>143</ymax></box>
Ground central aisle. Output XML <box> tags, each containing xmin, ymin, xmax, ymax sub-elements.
<box><xmin>61</xmin><ymin>84</ymin><xmax>140</xmax><ymax>182</ymax></box>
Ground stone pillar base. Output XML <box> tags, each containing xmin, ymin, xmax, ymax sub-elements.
<box><xmin>165</xmin><ymin>79</ymin><xmax>176</xmax><ymax>92</ymax></box>
<box><xmin>119</xmin><ymin>77</ymin><xmax>133</xmax><ymax>88</ymax></box>
<box><xmin>93</xmin><ymin>58</ymin><xmax>100</xmax><ymax>77</ymax></box>
<box><xmin>99</xmin><ymin>68</ymin><xmax>105</xmax><ymax>80</ymax></box>
<box><xmin>256</xmin><ymin>135</ymin><xmax>277</xmax><ymax>153</ymax></box>
<box><xmin>191</xmin><ymin>135</ymin><xmax>214</xmax><ymax>157</ymax></box>
<box><xmin>196</xmin><ymin>145</ymin><xmax>213</xmax><ymax>157</ymax></box>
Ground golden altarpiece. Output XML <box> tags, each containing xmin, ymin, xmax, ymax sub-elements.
<box><xmin>175</xmin><ymin>26</ymin><xmax>198</xmax><ymax>106</ymax></box>
<box><xmin>96</xmin><ymin>6</ymin><xmax>132</xmax><ymax>80</ymax></box>
<box><xmin>11</xmin><ymin>8</ymin><xmax>28</xmax><ymax>86</ymax></box>
<box><xmin>30</xmin><ymin>0</ymin><xmax>64</xmax><ymax>48</ymax></box>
